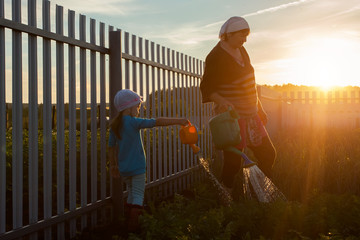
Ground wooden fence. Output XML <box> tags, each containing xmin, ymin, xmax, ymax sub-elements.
<box><xmin>258</xmin><ymin>86</ymin><xmax>360</xmax><ymax>133</ymax></box>
<box><xmin>0</xmin><ymin>0</ymin><xmax>213</xmax><ymax>239</ymax></box>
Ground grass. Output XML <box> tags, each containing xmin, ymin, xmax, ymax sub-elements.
<box><xmin>272</xmin><ymin>127</ymin><xmax>360</xmax><ymax>201</ymax></box>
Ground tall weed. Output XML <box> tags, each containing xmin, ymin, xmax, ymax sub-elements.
<box><xmin>272</xmin><ymin>128</ymin><xmax>360</xmax><ymax>201</ymax></box>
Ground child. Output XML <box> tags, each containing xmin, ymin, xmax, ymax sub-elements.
<box><xmin>108</xmin><ymin>89</ymin><xmax>188</xmax><ymax>232</ymax></box>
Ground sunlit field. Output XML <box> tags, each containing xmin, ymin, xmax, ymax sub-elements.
<box><xmin>272</xmin><ymin>127</ymin><xmax>360</xmax><ymax>201</ymax></box>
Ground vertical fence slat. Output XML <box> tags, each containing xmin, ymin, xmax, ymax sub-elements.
<box><xmin>90</xmin><ymin>18</ymin><xmax>98</xmax><ymax>226</ymax></box>
<box><xmin>171</xmin><ymin>50</ymin><xmax>177</xmax><ymax>193</ymax></box>
<box><xmin>42</xmin><ymin>1</ymin><xmax>52</xmax><ymax>238</ymax></box>
<box><xmin>138</xmin><ymin>38</ymin><xmax>146</xmax><ymax>179</ymax></box>
<box><xmin>99</xmin><ymin>22</ymin><xmax>107</xmax><ymax>224</ymax></box>
<box><xmin>124</xmin><ymin>31</ymin><xmax>130</xmax><ymax>89</ymax></box>
<box><xmin>282</xmin><ymin>92</ymin><xmax>288</xmax><ymax>129</ymax></box>
<box><xmin>198</xmin><ymin>59</ymin><xmax>202</xmax><ymax>157</ymax></box>
<box><xmin>166</xmin><ymin>47</ymin><xmax>172</xmax><ymax>196</ymax></box>
<box><xmin>108</xmin><ymin>25</ymin><xmax>114</xmax><ymax>200</ymax></box>
<box><xmin>132</xmin><ymin>34</ymin><xmax>137</xmax><ymax>91</ymax></box>
<box><xmin>192</xmin><ymin>58</ymin><xmax>201</xmax><ymax>165</ymax></box>
<box><xmin>56</xmin><ymin>5</ymin><xmax>65</xmax><ymax>239</ymax></box>
<box><xmin>184</xmin><ymin>56</ymin><xmax>190</xmax><ymax>187</ymax></box>
<box><xmin>190</xmin><ymin>57</ymin><xmax>194</xmax><ymax>169</ymax></box>
<box><xmin>12</xmin><ymin>0</ymin><xmax>23</xmax><ymax>230</ymax></box>
<box><xmin>304</xmin><ymin>91</ymin><xmax>310</xmax><ymax>127</ymax></box>
<box><xmin>289</xmin><ymin>92</ymin><xmax>295</xmax><ymax>129</ymax></box>
<box><xmin>161</xmin><ymin>46</ymin><xmax>167</xmax><ymax>197</ymax></box>
<box><xmin>150</xmin><ymin>41</ymin><xmax>156</xmax><ymax>183</ymax></box>
<box><xmin>194</xmin><ymin>57</ymin><xmax>199</xmax><ymax>165</ymax></box>
<box><xmin>194</xmin><ymin>59</ymin><xmax>199</xmax><ymax>165</ymax></box>
<box><xmin>145</xmin><ymin>39</ymin><xmax>151</xmax><ymax>184</ymax></box>
<box><xmin>28</xmin><ymin>0</ymin><xmax>39</xmax><ymax>239</ymax></box>
<box><xmin>138</xmin><ymin>37</ymin><xmax>144</xmax><ymax>117</ymax></box>
<box><xmin>203</xmin><ymin>101</ymin><xmax>207</xmax><ymax>160</ymax></box>
<box><xmin>175</xmin><ymin>51</ymin><xmax>181</xmax><ymax>189</ymax></box>
<box><xmin>99</xmin><ymin>22</ymin><xmax>106</xmax><ymax>202</ymax></box>
<box><xmin>67</xmin><ymin>9</ymin><xmax>77</xmax><ymax>239</ymax></box>
<box><xmin>199</xmin><ymin>61</ymin><xmax>204</xmax><ymax>158</ymax></box>
<box><xmin>79</xmin><ymin>14</ymin><xmax>88</xmax><ymax>230</ymax></box>
<box><xmin>0</xmin><ymin>0</ymin><xmax>6</xmax><ymax>234</ymax></box>
<box><xmin>350</xmin><ymin>91</ymin><xmax>355</xmax><ymax>127</ymax></box>
<box><xmin>156</xmin><ymin>44</ymin><xmax>162</xmax><ymax>186</ymax></box>
<box><xmin>180</xmin><ymin>54</ymin><xmax>186</xmax><ymax>189</ymax></box>
<box><xmin>188</xmin><ymin>57</ymin><xmax>193</xmax><ymax>182</ymax></box>
<box><xmin>205</xmin><ymin>104</ymin><xmax>210</xmax><ymax>158</ymax></box>
<box><xmin>109</xmin><ymin>29</ymin><xmax>124</xmax><ymax>219</ymax></box>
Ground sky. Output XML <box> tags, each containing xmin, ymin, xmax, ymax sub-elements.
<box><xmin>2</xmin><ymin>0</ymin><xmax>360</xmax><ymax>91</ymax></box>
<box><xmin>46</xmin><ymin>0</ymin><xmax>360</xmax><ymax>88</ymax></box>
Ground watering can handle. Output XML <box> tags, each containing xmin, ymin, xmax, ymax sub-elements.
<box><xmin>227</xmin><ymin>107</ymin><xmax>240</xmax><ymax>119</ymax></box>
<box><xmin>181</xmin><ymin>120</ymin><xmax>191</xmax><ymax>129</ymax></box>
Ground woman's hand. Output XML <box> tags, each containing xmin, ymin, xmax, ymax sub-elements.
<box><xmin>210</xmin><ymin>92</ymin><xmax>235</xmax><ymax>112</ymax></box>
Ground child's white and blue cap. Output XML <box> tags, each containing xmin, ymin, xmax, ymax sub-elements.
<box><xmin>114</xmin><ymin>89</ymin><xmax>143</xmax><ymax>112</ymax></box>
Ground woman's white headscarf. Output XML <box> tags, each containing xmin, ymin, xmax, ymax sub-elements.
<box><xmin>219</xmin><ymin>16</ymin><xmax>250</xmax><ymax>39</ymax></box>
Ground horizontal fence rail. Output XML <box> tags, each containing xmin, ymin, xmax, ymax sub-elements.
<box><xmin>0</xmin><ymin>0</ymin><xmax>212</xmax><ymax>239</ymax></box>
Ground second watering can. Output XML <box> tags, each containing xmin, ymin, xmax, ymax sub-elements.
<box><xmin>208</xmin><ymin>108</ymin><xmax>255</xmax><ymax>168</ymax></box>
<box><xmin>179</xmin><ymin>122</ymin><xmax>201</xmax><ymax>154</ymax></box>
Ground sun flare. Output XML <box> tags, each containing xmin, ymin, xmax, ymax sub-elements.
<box><xmin>286</xmin><ymin>37</ymin><xmax>360</xmax><ymax>89</ymax></box>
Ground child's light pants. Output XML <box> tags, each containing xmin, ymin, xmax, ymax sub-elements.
<box><xmin>123</xmin><ymin>173</ymin><xmax>146</xmax><ymax>206</ymax></box>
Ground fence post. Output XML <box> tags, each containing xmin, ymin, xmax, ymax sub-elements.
<box><xmin>109</xmin><ymin>30</ymin><xmax>124</xmax><ymax>221</ymax></box>
<box><xmin>0</xmin><ymin>0</ymin><xmax>5</xmax><ymax>231</ymax></box>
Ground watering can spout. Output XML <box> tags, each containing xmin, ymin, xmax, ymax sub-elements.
<box><xmin>239</xmin><ymin>150</ymin><xmax>256</xmax><ymax>168</ymax></box>
<box><xmin>190</xmin><ymin>144</ymin><xmax>201</xmax><ymax>154</ymax></box>
<box><xmin>238</xmin><ymin>150</ymin><xmax>256</xmax><ymax>168</ymax></box>
<box><xmin>226</xmin><ymin>147</ymin><xmax>256</xmax><ymax>168</ymax></box>
<box><xmin>243</xmin><ymin>156</ymin><xmax>256</xmax><ymax>168</ymax></box>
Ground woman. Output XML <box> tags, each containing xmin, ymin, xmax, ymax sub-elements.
<box><xmin>200</xmin><ymin>16</ymin><xmax>276</xmax><ymax>191</ymax></box>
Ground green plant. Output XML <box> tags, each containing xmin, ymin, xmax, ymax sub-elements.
<box><xmin>136</xmin><ymin>181</ymin><xmax>360</xmax><ymax>240</ymax></box>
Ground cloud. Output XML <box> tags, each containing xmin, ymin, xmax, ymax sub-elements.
<box><xmin>316</xmin><ymin>3</ymin><xmax>360</xmax><ymax>29</ymax></box>
<box><xmin>145</xmin><ymin>22</ymin><xmax>217</xmax><ymax>45</ymax></box>
<box><xmin>144</xmin><ymin>0</ymin><xmax>318</xmax><ymax>49</ymax></box>
<box><xmin>51</xmin><ymin>0</ymin><xmax>146</xmax><ymax>16</ymax></box>
<box><xmin>243</xmin><ymin>0</ymin><xmax>314</xmax><ymax>18</ymax></box>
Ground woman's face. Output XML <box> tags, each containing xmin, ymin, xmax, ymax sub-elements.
<box><xmin>226</xmin><ymin>29</ymin><xmax>249</xmax><ymax>48</ymax></box>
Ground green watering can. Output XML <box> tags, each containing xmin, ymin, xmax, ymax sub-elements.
<box><xmin>208</xmin><ymin>108</ymin><xmax>256</xmax><ymax>168</ymax></box>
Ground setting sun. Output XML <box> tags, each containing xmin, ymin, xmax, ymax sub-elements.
<box><xmin>286</xmin><ymin>37</ymin><xmax>360</xmax><ymax>89</ymax></box>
